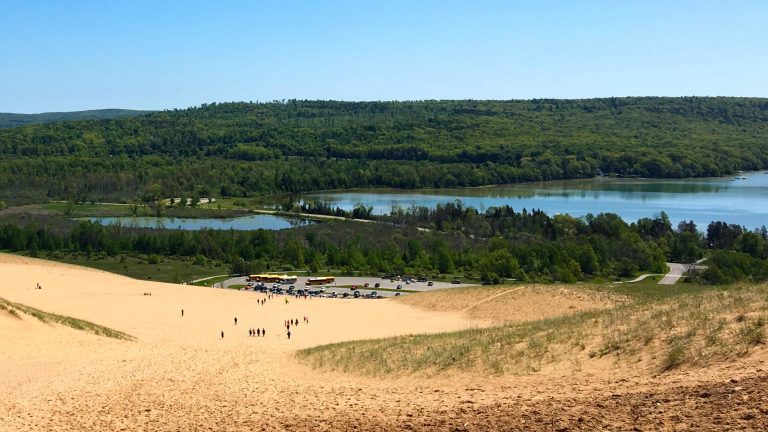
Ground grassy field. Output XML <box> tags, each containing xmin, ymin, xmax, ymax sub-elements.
<box><xmin>191</xmin><ymin>275</ymin><xmax>233</xmax><ymax>287</ymax></box>
<box><xmin>40</xmin><ymin>202</ymin><xmax>249</xmax><ymax>219</ymax></box>
<box><xmin>297</xmin><ymin>282</ymin><xmax>766</xmax><ymax>377</ymax></box>
<box><xmin>38</xmin><ymin>251</ymin><xmax>230</xmax><ymax>284</ymax></box>
<box><xmin>0</xmin><ymin>296</ymin><xmax>134</xmax><ymax>340</ymax></box>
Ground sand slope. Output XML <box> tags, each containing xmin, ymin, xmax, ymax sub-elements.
<box><xmin>1</xmin><ymin>253</ymin><xmax>766</xmax><ymax>431</ymax></box>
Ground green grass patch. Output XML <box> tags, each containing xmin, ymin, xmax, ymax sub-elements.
<box><xmin>40</xmin><ymin>251</ymin><xmax>230</xmax><ymax>283</ymax></box>
<box><xmin>191</xmin><ymin>275</ymin><xmax>233</xmax><ymax>287</ymax></box>
<box><xmin>0</xmin><ymin>296</ymin><xmax>134</xmax><ymax>340</ymax></box>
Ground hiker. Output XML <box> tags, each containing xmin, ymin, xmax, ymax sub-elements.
<box><xmin>181</xmin><ymin>309</ymin><xmax>184</xmax><ymax>317</ymax></box>
<box><xmin>287</xmin><ymin>330</ymin><xmax>291</xmax><ymax>340</ymax></box>
<box><xmin>257</xmin><ymin>328</ymin><xmax>261</xmax><ymax>337</ymax></box>
<box><xmin>285</xmin><ymin>298</ymin><xmax>289</xmax><ymax>305</ymax></box>
<box><xmin>262</xmin><ymin>328</ymin><xmax>266</xmax><ymax>337</ymax></box>
<box><xmin>234</xmin><ymin>317</ymin><xmax>238</xmax><ymax>325</ymax></box>
<box><xmin>249</xmin><ymin>328</ymin><xmax>253</xmax><ymax>337</ymax></box>
<box><xmin>221</xmin><ymin>331</ymin><xmax>224</xmax><ymax>339</ymax></box>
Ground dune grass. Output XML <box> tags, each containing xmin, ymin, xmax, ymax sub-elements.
<box><xmin>0</xmin><ymin>296</ymin><xmax>135</xmax><ymax>341</ymax></box>
<box><xmin>297</xmin><ymin>283</ymin><xmax>767</xmax><ymax>377</ymax></box>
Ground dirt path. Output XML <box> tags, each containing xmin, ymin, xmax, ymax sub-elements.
<box><xmin>460</xmin><ymin>287</ymin><xmax>522</xmax><ymax>313</ymax></box>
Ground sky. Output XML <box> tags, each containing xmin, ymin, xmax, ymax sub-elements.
<box><xmin>1</xmin><ymin>0</ymin><xmax>766</xmax><ymax>112</ymax></box>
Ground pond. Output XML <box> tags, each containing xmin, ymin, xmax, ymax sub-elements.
<box><xmin>84</xmin><ymin>214</ymin><xmax>314</xmax><ymax>231</ymax></box>
<box><xmin>301</xmin><ymin>171</ymin><xmax>768</xmax><ymax>229</ymax></box>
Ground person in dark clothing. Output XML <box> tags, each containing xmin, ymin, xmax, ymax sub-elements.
<box><xmin>287</xmin><ymin>330</ymin><xmax>291</xmax><ymax>340</ymax></box>
<box><xmin>221</xmin><ymin>331</ymin><xmax>224</xmax><ymax>339</ymax></box>
<box><xmin>262</xmin><ymin>328</ymin><xmax>266</xmax><ymax>337</ymax></box>
<box><xmin>181</xmin><ymin>309</ymin><xmax>184</xmax><ymax>317</ymax></box>
<box><xmin>257</xmin><ymin>328</ymin><xmax>261</xmax><ymax>337</ymax></box>
<box><xmin>234</xmin><ymin>317</ymin><xmax>238</xmax><ymax>325</ymax></box>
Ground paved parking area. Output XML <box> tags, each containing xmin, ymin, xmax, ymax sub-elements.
<box><xmin>218</xmin><ymin>276</ymin><xmax>473</xmax><ymax>298</ymax></box>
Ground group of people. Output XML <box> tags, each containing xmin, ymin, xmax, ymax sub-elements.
<box><xmin>187</xmin><ymin>294</ymin><xmax>313</xmax><ymax>341</ymax></box>
<box><xmin>35</xmin><ymin>282</ymin><xmax>43</xmax><ymax>290</ymax></box>
<box><xmin>248</xmin><ymin>328</ymin><xmax>266</xmax><ymax>337</ymax></box>
<box><xmin>284</xmin><ymin>316</ymin><xmax>310</xmax><ymax>339</ymax></box>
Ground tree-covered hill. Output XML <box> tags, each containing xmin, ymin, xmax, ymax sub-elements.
<box><xmin>0</xmin><ymin>109</ymin><xmax>151</xmax><ymax>129</ymax></box>
<box><xmin>1</xmin><ymin>97</ymin><xmax>767</xmax><ymax>202</ymax></box>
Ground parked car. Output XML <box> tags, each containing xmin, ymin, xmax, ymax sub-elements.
<box><xmin>396</xmin><ymin>285</ymin><xmax>402</xmax><ymax>289</ymax></box>
<box><xmin>427</xmin><ymin>281</ymin><xmax>434</xmax><ymax>286</ymax></box>
<box><xmin>370</xmin><ymin>291</ymin><xmax>378</xmax><ymax>297</ymax></box>
<box><xmin>374</xmin><ymin>283</ymin><xmax>381</xmax><ymax>288</ymax></box>
<box><xmin>353</xmin><ymin>291</ymin><xmax>361</xmax><ymax>298</ymax></box>
<box><xmin>451</xmin><ymin>279</ymin><xmax>461</xmax><ymax>284</ymax></box>
<box><xmin>395</xmin><ymin>292</ymin><xmax>401</xmax><ymax>296</ymax></box>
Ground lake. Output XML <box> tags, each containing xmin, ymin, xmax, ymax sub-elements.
<box><xmin>302</xmin><ymin>171</ymin><xmax>768</xmax><ymax>229</ymax></box>
<box><xmin>84</xmin><ymin>214</ymin><xmax>314</xmax><ymax>231</ymax></box>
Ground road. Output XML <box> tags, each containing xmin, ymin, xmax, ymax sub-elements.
<box><xmin>658</xmin><ymin>259</ymin><xmax>709</xmax><ymax>285</ymax></box>
<box><xmin>658</xmin><ymin>263</ymin><xmax>688</xmax><ymax>285</ymax></box>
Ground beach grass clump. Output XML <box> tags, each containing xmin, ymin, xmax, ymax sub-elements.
<box><xmin>298</xmin><ymin>283</ymin><xmax>768</xmax><ymax>377</ymax></box>
<box><xmin>0</xmin><ymin>296</ymin><xmax>135</xmax><ymax>341</ymax></box>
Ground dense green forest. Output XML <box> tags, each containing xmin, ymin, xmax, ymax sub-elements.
<box><xmin>1</xmin><ymin>97</ymin><xmax>767</xmax><ymax>203</ymax></box>
<box><xmin>0</xmin><ymin>109</ymin><xmax>150</xmax><ymax>129</ymax></box>
<box><xmin>1</xmin><ymin>206</ymin><xmax>766</xmax><ymax>284</ymax></box>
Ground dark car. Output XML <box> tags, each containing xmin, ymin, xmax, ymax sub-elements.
<box><xmin>451</xmin><ymin>279</ymin><xmax>461</xmax><ymax>284</ymax></box>
<box><xmin>374</xmin><ymin>283</ymin><xmax>381</xmax><ymax>288</ymax></box>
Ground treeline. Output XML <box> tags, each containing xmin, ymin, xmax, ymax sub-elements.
<box><xmin>0</xmin><ymin>109</ymin><xmax>149</xmax><ymax>129</ymax></box>
<box><xmin>1</xmin><ymin>97</ymin><xmax>768</xmax><ymax>202</ymax></box>
<box><xmin>1</xmin><ymin>206</ymin><xmax>765</xmax><ymax>283</ymax></box>
<box><xmin>294</xmin><ymin>201</ymin><xmax>768</xmax><ymax>284</ymax></box>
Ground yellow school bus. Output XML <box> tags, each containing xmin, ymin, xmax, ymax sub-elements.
<box><xmin>306</xmin><ymin>276</ymin><xmax>335</xmax><ymax>286</ymax></box>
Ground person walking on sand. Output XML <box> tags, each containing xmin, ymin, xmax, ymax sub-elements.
<box><xmin>181</xmin><ymin>309</ymin><xmax>184</xmax><ymax>317</ymax></box>
<box><xmin>285</xmin><ymin>298</ymin><xmax>289</xmax><ymax>305</ymax></box>
<box><xmin>287</xmin><ymin>330</ymin><xmax>291</xmax><ymax>340</ymax></box>
<box><xmin>262</xmin><ymin>328</ymin><xmax>266</xmax><ymax>337</ymax></box>
<box><xmin>221</xmin><ymin>331</ymin><xmax>224</xmax><ymax>339</ymax></box>
<box><xmin>249</xmin><ymin>328</ymin><xmax>253</xmax><ymax>337</ymax></box>
<box><xmin>257</xmin><ymin>328</ymin><xmax>261</xmax><ymax>337</ymax></box>
<box><xmin>234</xmin><ymin>317</ymin><xmax>238</xmax><ymax>325</ymax></box>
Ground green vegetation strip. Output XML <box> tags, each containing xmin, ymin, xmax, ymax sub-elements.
<box><xmin>297</xmin><ymin>283</ymin><xmax>766</xmax><ymax>377</ymax></box>
<box><xmin>0</xmin><ymin>296</ymin><xmax>135</xmax><ymax>341</ymax></box>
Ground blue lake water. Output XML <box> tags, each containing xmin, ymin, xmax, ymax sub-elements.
<box><xmin>84</xmin><ymin>214</ymin><xmax>313</xmax><ymax>231</ymax></box>
<box><xmin>302</xmin><ymin>172</ymin><xmax>768</xmax><ymax>229</ymax></box>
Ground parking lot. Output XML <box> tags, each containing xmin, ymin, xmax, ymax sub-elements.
<box><xmin>217</xmin><ymin>276</ymin><xmax>474</xmax><ymax>298</ymax></box>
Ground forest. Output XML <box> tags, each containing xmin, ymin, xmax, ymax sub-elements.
<box><xmin>1</xmin><ymin>97</ymin><xmax>768</xmax><ymax>203</ymax></box>
<box><xmin>0</xmin><ymin>109</ymin><xmax>148</xmax><ymax>129</ymax></box>
<box><xmin>1</xmin><ymin>206</ymin><xmax>766</xmax><ymax>285</ymax></box>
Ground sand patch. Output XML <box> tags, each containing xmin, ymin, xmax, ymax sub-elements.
<box><xmin>1</xmin><ymin>254</ymin><xmax>766</xmax><ymax>431</ymax></box>
<box><xmin>396</xmin><ymin>284</ymin><xmax>621</xmax><ymax>325</ymax></box>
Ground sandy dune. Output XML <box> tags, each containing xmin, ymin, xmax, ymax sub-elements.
<box><xmin>1</xmin><ymin>253</ymin><xmax>766</xmax><ymax>431</ymax></box>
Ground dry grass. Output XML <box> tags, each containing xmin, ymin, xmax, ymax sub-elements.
<box><xmin>0</xmin><ymin>296</ymin><xmax>135</xmax><ymax>341</ymax></box>
<box><xmin>298</xmin><ymin>283</ymin><xmax>768</xmax><ymax>377</ymax></box>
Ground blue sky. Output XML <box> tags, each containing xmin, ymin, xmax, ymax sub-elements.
<box><xmin>1</xmin><ymin>0</ymin><xmax>766</xmax><ymax>112</ymax></box>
